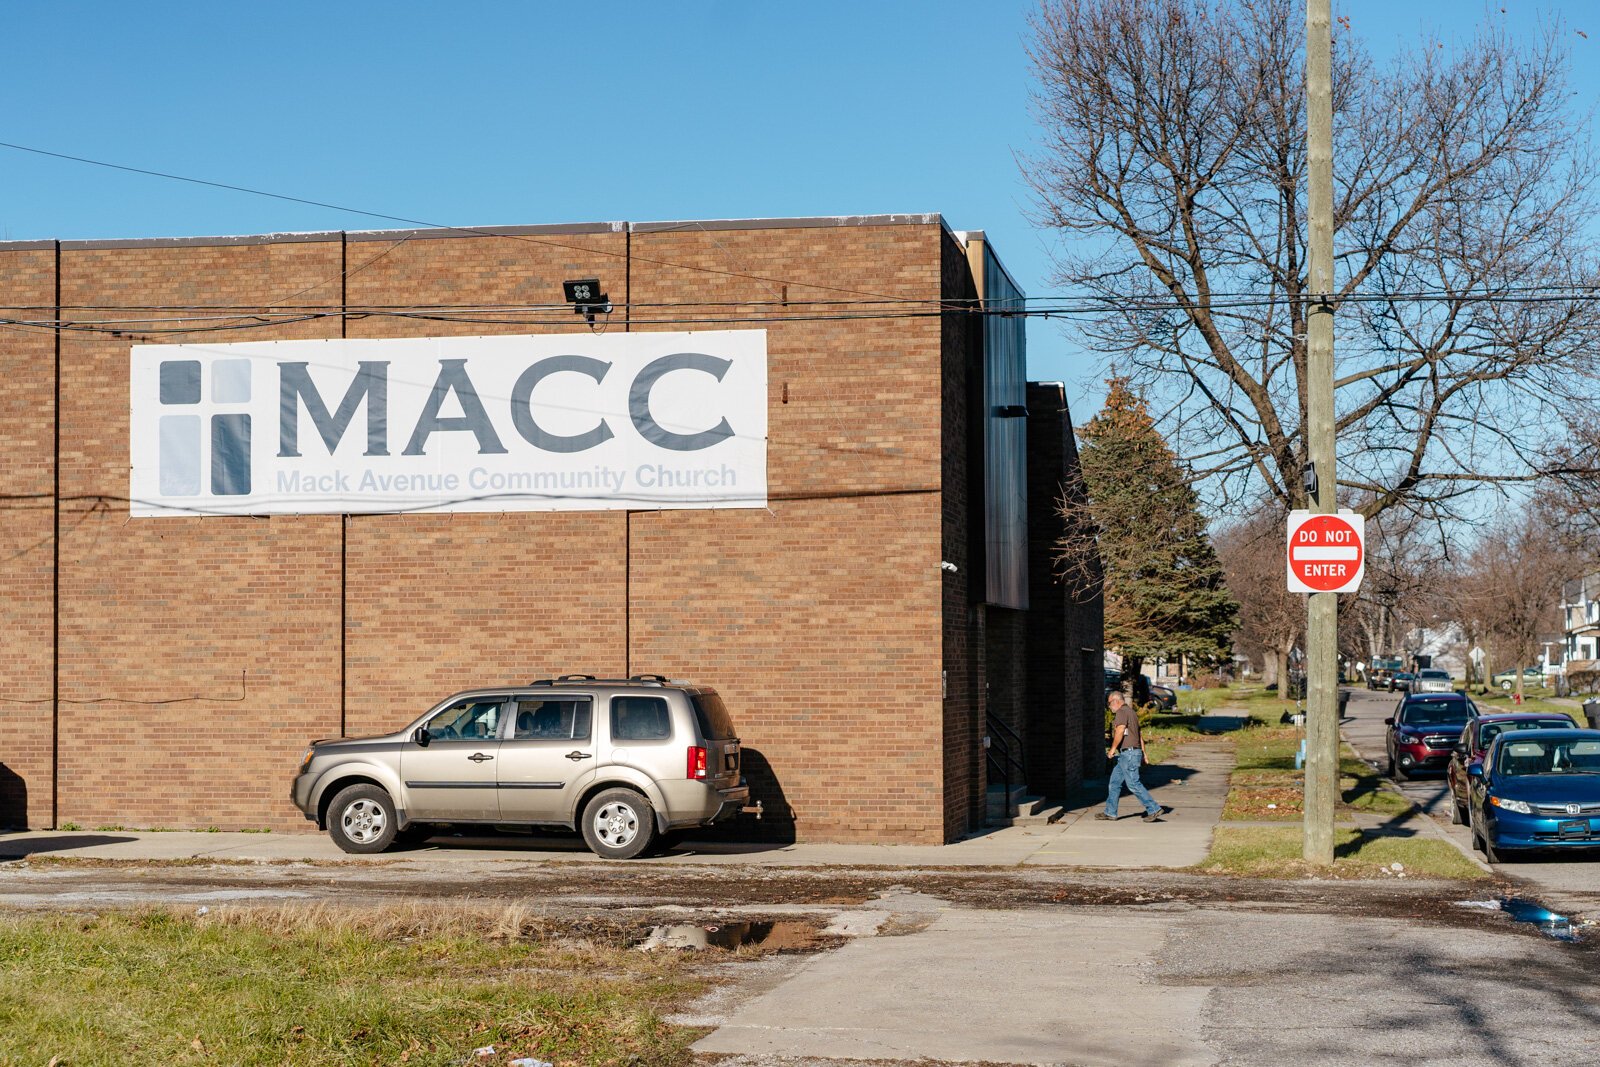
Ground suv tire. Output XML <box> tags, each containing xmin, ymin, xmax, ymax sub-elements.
<box><xmin>581</xmin><ymin>788</ymin><xmax>656</xmax><ymax>860</ymax></box>
<box><xmin>326</xmin><ymin>783</ymin><xmax>398</xmax><ymax>854</ymax></box>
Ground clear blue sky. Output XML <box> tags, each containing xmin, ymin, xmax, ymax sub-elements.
<box><xmin>2</xmin><ymin>1</ymin><xmax>1594</xmax><ymax>418</ymax></box>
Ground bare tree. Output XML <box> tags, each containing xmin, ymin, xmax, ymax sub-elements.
<box><xmin>1027</xmin><ymin>0</ymin><xmax>1600</xmax><ymax>522</ymax></box>
<box><xmin>1216</xmin><ymin>505</ymin><xmax>1301</xmax><ymax>687</ymax></box>
<box><xmin>1447</xmin><ymin>502</ymin><xmax>1583</xmax><ymax>697</ymax></box>
<box><xmin>1339</xmin><ymin>508</ymin><xmax>1452</xmax><ymax>665</ymax></box>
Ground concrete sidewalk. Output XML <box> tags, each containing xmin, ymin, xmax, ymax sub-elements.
<box><xmin>694</xmin><ymin>903</ymin><xmax>1214</xmax><ymax>1066</ymax></box>
<box><xmin>0</xmin><ymin>739</ymin><xmax>1231</xmax><ymax>869</ymax></box>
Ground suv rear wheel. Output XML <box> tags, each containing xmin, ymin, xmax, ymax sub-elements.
<box><xmin>580</xmin><ymin>788</ymin><xmax>656</xmax><ymax>860</ymax></box>
<box><xmin>327</xmin><ymin>783</ymin><xmax>398</xmax><ymax>854</ymax></box>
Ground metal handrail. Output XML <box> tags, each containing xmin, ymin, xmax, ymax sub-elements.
<box><xmin>988</xmin><ymin>712</ymin><xmax>1025</xmax><ymax>757</ymax></box>
<box><xmin>985</xmin><ymin>712</ymin><xmax>1027</xmax><ymax>820</ymax></box>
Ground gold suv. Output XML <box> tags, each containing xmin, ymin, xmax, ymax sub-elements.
<box><xmin>291</xmin><ymin>675</ymin><xmax>750</xmax><ymax>858</ymax></box>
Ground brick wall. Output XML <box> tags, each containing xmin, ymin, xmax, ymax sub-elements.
<box><xmin>1023</xmin><ymin>382</ymin><xmax>1106</xmax><ymax>794</ymax></box>
<box><xmin>985</xmin><ymin>608</ymin><xmax>1029</xmax><ymax>801</ymax></box>
<box><xmin>939</xmin><ymin>230</ymin><xmax>983</xmax><ymax>838</ymax></box>
<box><xmin>0</xmin><ymin>217</ymin><xmax>972</xmax><ymax>842</ymax></box>
<box><xmin>0</xmin><ymin>245</ymin><xmax>57</xmax><ymax>829</ymax></box>
<box><xmin>1021</xmin><ymin>383</ymin><xmax>1074</xmax><ymax>797</ymax></box>
<box><xmin>54</xmin><ymin>238</ymin><xmax>345</xmax><ymax>830</ymax></box>
<box><xmin>341</xmin><ymin>227</ymin><xmax>631</xmax><ymax>737</ymax></box>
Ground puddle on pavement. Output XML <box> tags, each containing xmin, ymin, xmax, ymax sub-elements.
<box><xmin>636</xmin><ymin>920</ymin><xmax>815</xmax><ymax>952</ymax></box>
<box><xmin>1499</xmin><ymin>897</ymin><xmax>1580</xmax><ymax>942</ymax></box>
<box><xmin>1456</xmin><ymin>897</ymin><xmax>1583</xmax><ymax>942</ymax></box>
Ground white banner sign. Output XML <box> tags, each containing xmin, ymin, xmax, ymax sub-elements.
<box><xmin>129</xmin><ymin>331</ymin><xmax>767</xmax><ymax>517</ymax></box>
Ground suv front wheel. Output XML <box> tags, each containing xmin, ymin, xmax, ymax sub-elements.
<box><xmin>580</xmin><ymin>788</ymin><xmax>656</xmax><ymax>860</ymax></box>
<box><xmin>327</xmin><ymin>783</ymin><xmax>398</xmax><ymax>854</ymax></box>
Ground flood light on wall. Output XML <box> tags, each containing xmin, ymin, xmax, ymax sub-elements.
<box><xmin>562</xmin><ymin>278</ymin><xmax>612</xmax><ymax>323</ymax></box>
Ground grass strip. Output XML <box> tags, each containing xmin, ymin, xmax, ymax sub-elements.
<box><xmin>0</xmin><ymin>904</ymin><xmax>706</xmax><ymax>1066</ymax></box>
<box><xmin>1198</xmin><ymin>825</ymin><xmax>1487</xmax><ymax>881</ymax></box>
<box><xmin>1224</xmin><ymin>731</ymin><xmax>1410</xmax><ymax>821</ymax></box>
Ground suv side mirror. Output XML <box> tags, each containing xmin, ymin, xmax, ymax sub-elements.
<box><xmin>1384</xmin><ymin>717</ymin><xmax>1395</xmax><ymax>726</ymax></box>
<box><xmin>412</xmin><ymin>726</ymin><xmax>431</xmax><ymax>747</ymax></box>
<box><xmin>1467</xmin><ymin>763</ymin><xmax>1484</xmax><ymax>779</ymax></box>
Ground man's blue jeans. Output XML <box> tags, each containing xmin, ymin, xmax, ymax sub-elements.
<box><xmin>1105</xmin><ymin>748</ymin><xmax>1160</xmax><ymax>817</ymax></box>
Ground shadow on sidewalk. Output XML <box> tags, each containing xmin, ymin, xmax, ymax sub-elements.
<box><xmin>0</xmin><ymin>833</ymin><xmax>136</xmax><ymax>860</ymax></box>
<box><xmin>1057</xmin><ymin>756</ymin><xmax>1206</xmax><ymax>817</ymax></box>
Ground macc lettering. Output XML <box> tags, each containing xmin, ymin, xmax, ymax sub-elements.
<box><xmin>276</xmin><ymin>354</ymin><xmax>737</xmax><ymax>458</ymax></box>
<box><xmin>278</xmin><ymin>361</ymin><xmax>390</xmax><ymax>458</ymax></box>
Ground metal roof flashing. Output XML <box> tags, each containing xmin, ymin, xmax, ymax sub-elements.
<box><xmin>0</xmin><ymin>214</ymin><xmax>957</xmax><ymax>252</ymax></box>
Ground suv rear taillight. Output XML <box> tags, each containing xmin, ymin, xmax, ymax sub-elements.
<box><xmin>688</xmin><ymin>746</ymin><xmax>708</xmax><ymax>780</ymax></box>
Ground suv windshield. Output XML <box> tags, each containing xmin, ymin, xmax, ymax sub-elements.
<box><xmin>1400</xmin><ymin>698</ymin><xmax>1472</xmax><ymax>725</ymax></box>
<box><xmin>690</xmin><ymin>690</ymin><xmax>738</xmax><ymax>740</ymax></box>
<box><xmin>1497</xmin><ymin>737</ymin><xmax>1600</xmax><ymax>775</ymax></box>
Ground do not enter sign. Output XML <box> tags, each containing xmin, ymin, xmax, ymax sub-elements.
<box><xmin>1286</xmin><ymin>511</ymin><xmax>1365</xmax><ymax>593</ymax></box>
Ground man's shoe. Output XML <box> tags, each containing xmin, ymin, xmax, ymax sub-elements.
<box><xmin>1094</xmin><ymin>812</ymin><xmax>1115</xmax><ymax>821</ymax></box>
<box><xmin>1142</xmin><ymin>810</ymin><xmax>1164</xmax><ymax>823</ymax></box>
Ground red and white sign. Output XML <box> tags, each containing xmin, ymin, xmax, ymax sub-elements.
<box><xmin>1286</xmin><ymin>510</ymin><xmax>1365</xmax><ymax>593</ymax></box>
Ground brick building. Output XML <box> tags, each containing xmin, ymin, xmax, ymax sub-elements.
<box><xmin>0</xmin><ymin>214</ymin><xmax>1102</xmax><ymax>843</ymax></box>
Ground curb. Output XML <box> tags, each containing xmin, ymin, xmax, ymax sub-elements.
<box><xmin>1342</xmin><ymin>741</ymin><xmax>1494</xmax><ymax>876</ymax></box>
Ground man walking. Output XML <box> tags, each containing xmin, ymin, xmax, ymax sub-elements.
<box><xmin>1097</xmin><ymin>690</ymin><xmax>1166</xmax><ymax>822</ymax></box>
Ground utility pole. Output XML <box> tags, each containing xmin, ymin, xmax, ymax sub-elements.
<box><xmin>1303</xmin><ymin>0</ymin><xmax>1338</xmax><ymax>865</ymax></box>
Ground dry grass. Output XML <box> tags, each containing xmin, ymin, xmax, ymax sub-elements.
<box><xmin>0</xmin><ymin>903</ymin><xmax>706</xmax><ymax>1066</ymax></box>
<box><xmin>1197</xmin><ymin>826</ymin><xmax>1488</xmax><ymax>881</ymax></box>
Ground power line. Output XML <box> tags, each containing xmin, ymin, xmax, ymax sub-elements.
<box><xmin>0</xmin><ymin>139</ymin><xmax>965</xmax><ymax>308</ymax></box>
<box><xmin>3</xmin><ymin>285</ymin><xmax>1599</xmax><ymax>340</ymax></box>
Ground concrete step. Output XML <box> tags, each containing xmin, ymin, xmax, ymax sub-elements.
<box><xmin>1014</xmin><ymin>794</ymin><xmax>1052</xmax><ymax>818</ymax></box>
<box><xmin>984</xmin><ymin>787</ymin><xmax>1067</xmax><ymax>824</ymax></box>
<box><xmin>985</xmin><ymin>783</ymin><xmax>1028</xmax><ymax>822</ymax></box>
<box><xmin>1007</xmin><ymin>802</ymin><xmax>1066</xmax><ymax>826</ymax></box>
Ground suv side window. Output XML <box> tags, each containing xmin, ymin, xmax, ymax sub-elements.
<box><xmin>510</xmin><ymin>697</ymin><xmax>593</xmax><ymax>740</ymax></box>
<box><xmin>690</xmin><ymin>690</ymin><xmax>738</xmax><ymax>740</ymax></box>
<box><xmin>612</xmin><ymin>696</ymin><xmax>672</xmax><ymax>741</ymax></box>
<box><xmin>426</xmin><ymin>697</ymin><xmax>505</xmax><ymax>741</ymax></box>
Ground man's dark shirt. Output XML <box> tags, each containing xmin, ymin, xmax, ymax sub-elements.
<box><xmin>1113</xmin><ymin>703</ymin><xmax>1142</xmax><ymax>751</ymax></box>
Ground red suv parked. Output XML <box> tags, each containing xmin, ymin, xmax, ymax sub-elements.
<box><xmin>1386</xmin><ymin>692</ymin><xmax>1477</xmax><ymax>781</ymax></box>
<box><xmin>1445</xmin><ymin>712</ymin><xmax>1576</xmax><ymax>825</ymax></box>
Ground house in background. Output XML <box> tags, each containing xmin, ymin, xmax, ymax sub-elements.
<box><xmin>1562</xmin><ymin>574</ymin><xmax>1600</xmax><ymax>665</ymax></box>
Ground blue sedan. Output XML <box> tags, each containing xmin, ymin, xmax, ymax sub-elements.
<box><xmin>1468</xmin><ymin>728</ymin><xmax>1600</xmax><ymax>862</ymax></box>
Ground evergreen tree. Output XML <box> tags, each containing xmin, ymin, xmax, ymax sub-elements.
<box><xmin>1060</xmin><ymin>378</ymin><xmax>1238</xmax><ymax>675</ymax></box>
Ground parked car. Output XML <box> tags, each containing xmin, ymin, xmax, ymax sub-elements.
<box><xmin>291</xmin><ymin>675</ymin><xmax>751</xmax><ymax>858</ymax></box>
<box><xmin>1491</xmin><ymin>667</ymin><xmax>1545</xmax><ymax>691</ymax></box>
<box><xmin>1411</xmin><ymin>668</ymin><xmax>1453</xmax><ymax>694</ymax></box>
<box><xmin>1386</xmin><ymin>692</ymin><xmax>1478</xmax><ymax>780</ymax></box>
<box><xmin>1391</xmin><ymin>671</ymin><xmax>1416</xmax><ymax>693</ymax></box>
<box><xmin>1367</xmin><ymin>666</ymin><xmax>1394</xmax><ymax>691</ymax></box>
<box><xmin>1445</xmin><ymin>713</ymin><xmax>1577</xmax><ymax>825</ymax></box>
<box><xmin>1468</xmin><ymin>728</ymin><xmax>1600</xmax><ymax>862</ymax></box>
<box><xmin>1147</xmin><ymin>684</ymin><xmax>1177</xmax><ymax>711</ymax></box>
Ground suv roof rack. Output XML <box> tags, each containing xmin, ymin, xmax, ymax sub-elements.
<box><xmin>527</xmin><ymin>673</ymin><xmax>673</xmax><ymax>687</ymax></box>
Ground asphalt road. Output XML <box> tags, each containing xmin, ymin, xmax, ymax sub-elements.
<box><xmin>1340</xmin><ymin>685</ymin><xmax>1600</xmax><ymax>919</ymax></box>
